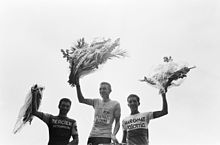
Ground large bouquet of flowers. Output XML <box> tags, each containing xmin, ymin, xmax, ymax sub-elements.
<box><xmin>13</xmin><ymin>84</ymin><xmax>44</xmax><ymax>134</ymax></box>
<box><xmin>61</xmin><ymin>37</ymin><xmax>127</xmax><ymax>86</ymax></box>
<box><xmin>140</xmin><ymin>56</ymin><xmax>195</xmax><ymax>93</ymax></box>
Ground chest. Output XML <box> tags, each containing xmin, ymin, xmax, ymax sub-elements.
<box><xmin>94</xmin><ymin>102</ymin><xmax>115</xmax><ymax>116</ymax></box>
<box><xmin>49</xmin><ymin>117</ymin><xmax>73</xmax><ymax>130</ymax></box>
<box><xmin>123</xmin><ymin>114</ymin><xmax>150</xmax><ymax>131</ymax></box>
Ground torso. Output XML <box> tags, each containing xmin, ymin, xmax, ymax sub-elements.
<box><xmin>90</xmin><ymin>99</ymin><xmax>120</xmax><ymax>138</ymax></box>
<box><xmin>122</xmin><ymin>112</ymin><xmax>153</xmax><ymax>145</ymax></box>
<box><xmin>47</xmin><ymin>115</ymin><xmax>75</xmax><ymax>145</ymax></box>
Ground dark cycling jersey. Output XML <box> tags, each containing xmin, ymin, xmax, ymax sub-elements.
<box><xmin>47</xmin><ymin>115</ymin><xmax>77</xmax><ymax>145</ymax></box>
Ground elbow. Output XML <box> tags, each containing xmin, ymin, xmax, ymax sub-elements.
<box><xmin>75</xmin><ymin>139</ymin><xmax>79</xmax><ymax>145</ymax></box>
<box><xmin>32</xmin><ymin>109</ymin><xmax>36</xmax><ymax>116</ymax></box>
<box><xmin>78</xmin><ymin>98</ymin><xmax>86</xmax><ymax>104</ymax></box>
<box><xmin>32</xmin><ymin>112</ymin><xmax>36</xmax><ymax>116</ymax></box>
<box><xmin>164</xmin><ymin>110</ymin><xmax>168</xmax><ymax>115</ymax></box>
<box><xmin>117</xmin><ymin>120</ymin><xmax>121</xmax><ymax>126</ymax></box>
<box><xmin>161</xmin><ymin>109</ymin><xmax>168</xmax><ymax>116</ymax></box>
<box><xmin>32</xmin><ymin>110</ymin><xmax>38</xmax><ymax>117</ymax></box>
<box><xmin>116</xmin><ymin>121</ymin><xmax>120</xmax><ymax>129</ymax></box>
<box><xmin>76</xmin><ymin>94</ymin><xmax>85</xmax><ymax>104</ymax></box>
<box><xmin>78</xmin><ymin>98</ymin><xmax>84</xmax><ymax>103</ymax></box>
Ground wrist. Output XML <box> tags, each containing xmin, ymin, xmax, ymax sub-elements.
<box><xmin>111</xmin><ymin>134</ymin><xmax>116</xmax><ymax>139</ymax></box>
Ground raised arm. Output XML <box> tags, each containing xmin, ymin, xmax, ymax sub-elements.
<box><xmin>31</xmin><ymin>87</ymin><xmax>49</xmax><ymax>124</ymax></box>
<box><xmin>75</xmin><ymin>77</ymin><xmax>94</xmax><ymax>106</ymax></box>
<box><xmin>153</xmin><ymin>92</ymin><xmax>168</xmax><ymax>119</ymax></box>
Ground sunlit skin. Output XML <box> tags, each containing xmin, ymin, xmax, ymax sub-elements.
<box><xmin>75</xmin><ymin>79</ymin><xmax>120</xmax><ymax>143</ymax></box>
<box><xmin>99</xmin><ymin>83</ymin><xmax>111</xmax><ymax>102</ymax></box>
<box><xmin>58</xmin><ymin>101</ymin><xmax>71</xmax><ymax>117</ymax></box>
<box><xmin>127</xmin><ymin>96</ymin><xmax>140</xmax><ymax>115</ymax></box>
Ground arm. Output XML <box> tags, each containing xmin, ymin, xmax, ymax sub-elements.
<box><xmin>112</xmin><ymin>116</ymin><xmax>120</xmax><ymax>143</ymax></box>
<box><xmin>121</xmin><ymin>130</ymin><xmax>127</xmax><ymax>144</ymax></box>
<box><xmin>67</xmin><ymin>122</ymin><xmax>79</xmax><ymax>145</ymax></box>
<box><xmin>112</xmin><ymin>103</ymin><xmax>121</xmax><ymax>143</ymax></box>
<box><xmin>75</xmin><ymin>77</ymin><xmax>94</xmax><ymax>106</ymax></box>
<box><xmin>121</xmin><ymin>120</ymin><xmax>127</xmax><ymax>144</ymax></box>
<box><xmin>31</xmin><ymin>88</ymin><xmax>49</xmax><ymax>124</ymax></box>
<box><xmin>153</xmin><ymin>92</ymin><xmax>168</xmax><ymax>119</ymax></box>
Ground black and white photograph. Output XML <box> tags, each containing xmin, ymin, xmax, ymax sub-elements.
<box><xmin>1</xmin><ymin>0</ymin><xmax>220</xmax><ymax>145</ymax></box>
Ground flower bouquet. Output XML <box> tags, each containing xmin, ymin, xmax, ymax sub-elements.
<box><xmin>140</xmin><ymin>56</ymin><xmax>195</xmax><ymax>93</ymax></box>
<box><xmin>61</xmin><ymin>37</ymin><xmax>127</xmax><ymax>86</ymax></box>
<box><xmin>13</xmin><ymin>84</ymin><xmax>44</xmax><ymax>134</ymax></box>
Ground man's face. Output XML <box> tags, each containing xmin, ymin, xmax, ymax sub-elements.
<box><xmin>59</xmin><ymin>101</ymin><xmax>71</xmax><ymax>115</ymax></box>
<box><xmin>128</xmin><ymin>96</ymin><xmax>140</xmax><ymax>111</ymax></box>
<box><xmin>99</xmin><ymin>84</ymin><xmax>111</xmax><ymax>99</ymax></box>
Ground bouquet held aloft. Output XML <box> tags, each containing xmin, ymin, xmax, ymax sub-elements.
<box><xmin>61</xmin><ymin>37</ymin><xmax>127</xmax><ymax>86</ymax></box>
<box><xmin>13</xmin><ymin>84</ymin><xmax>44</xmax><ymax>134</ymax></box>
<box><xmin>140</xmin><ymin>56</ymin><xmax>195</xmax><ymax>93</ymax></box>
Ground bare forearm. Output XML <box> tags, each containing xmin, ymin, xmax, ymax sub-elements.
<box><xmin>75</xmin><ymin>81</ymin><xmax>94</xmax><ymax>106</ymax></box>
<box><xmin>31</xmin><ymin>91</ymin><xmax>38</xmax><ymax>115</ymax></box>
<box><xmin>32</xmin><ymin>94</ymin><xmax>42</xmax><ymax>118</ymax></box>
<box><xmin>113</xmin><ymin>120</ymin><xmax>120</xmax><ymax>136</ymax></box>
<box><xmin>161</xmin><ymin>93</ymin><xmax>168</xmax><ymax>114</ymax></box>
<box><xmin>122</xmin><ymin>131</ymin><xmax>127</xmax><ymax>143</ymax></box>
<box><xmin>153</xmin><ymin>93</ymin><xmax>168</xmax><ymax>118</ymax></box>
<box><xmin>75</xmin><ymin>81</ymin><xmax>85</xmax><ymax>103</ymax></box>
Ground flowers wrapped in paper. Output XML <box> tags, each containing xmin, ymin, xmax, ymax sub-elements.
<box><xmin>61</xmin><ymin>37</ymin><xmax>127</xmax><ymax>86</ymax></box>
<box><xmin>140</xmin><ymin>56</ymin><xmax>195</xmax><ymax>93</ymax></box>
<box><xmin>13</xmin><ymin>84</ymin><xmax>44</xmax><ymax>134</ymax></box>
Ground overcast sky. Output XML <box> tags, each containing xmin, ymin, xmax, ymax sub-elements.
<box><xmin>1</xmin><ymin>0</ymin><xmax>220</xmax><ymax>145</ymax></box>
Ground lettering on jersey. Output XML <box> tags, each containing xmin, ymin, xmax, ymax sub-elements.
<box><xmin>51</xmin><ymin>118</ymin><xmax>72</xmax><ymax>129</ymax></box>
<box><xmin>127</xmin><ymin>123</ymin><xmax>146</xmax><ymax>129</ymax></box>
<box><xmin>95</xmin><ymin>109</ymin><xmax>111</xmax><ymax>125</ymax></box>
<box><xmin>124</xmin><ymin>116</ymin><xmax>147</xmax><ymax>130</ymax></box>
<box><xmin>124</xmin><ymin>117</ymin><xmax>146</xmax><ymax>125</ymax></box>
<box><xmin>53</xmin><ymin>125</ymin><xmax>70</xmax><ymax>129</ymax></box>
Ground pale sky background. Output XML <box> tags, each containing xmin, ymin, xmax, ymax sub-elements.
<box><xmin>1</xmin><ymin>0</ymin><xmax>220</xmax><ymax>145</ymax></box>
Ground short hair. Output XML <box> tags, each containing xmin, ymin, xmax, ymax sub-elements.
<box><xmin>100</xmin><ymin>82</ymin><xmax>112</xmax><ymax>91</ymax></box>
<box><xmin>59</xmin><ymin>98</ymin><xmax>71</xmax><ymax>106</ymax></box>
<box><xmin>127</xmin><ymin>94</ymin><xmax>140</xmax><ymax>103</ymax></box>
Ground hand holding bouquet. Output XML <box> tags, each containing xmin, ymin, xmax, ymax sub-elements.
<box><xmin>140</xmin><ymin>56</ymin><xmax>195</xmax><ymax>93</ymax></box>
<box><xmin>13</xmin><ymin>84</ymin><xmax>44</xmax><ymax>134</ymax></box>
<box><xmin>61</xmin><ymin>37</ymin><xmax>127</xmax><ymax>86</ymax></box>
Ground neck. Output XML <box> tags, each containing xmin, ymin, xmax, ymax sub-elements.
<box><xmin>131</xmin><ymin>110</ymin><xmax>139</xmax><ymax>115</ymax></box>
<box><xmin>103</xmin><ymin>98</ymin><xmax>110</xmax><ymax>102</ymax></box>
<box><xmin>102</xmin><ymin>95</ymin><xmax>110</xmax><ymax>102</ymax></box>
<box><xmin>58</xmin><ymin>113</ymin><xmax>67</xmax><ymax>117</ymax></box>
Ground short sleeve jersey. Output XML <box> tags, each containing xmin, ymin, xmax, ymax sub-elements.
<box><xmin>43</xmin><ymin>114</ymin><xmax>78</xmax><ymax>145</ymax></box>
<box><xmin>89</xmin><ymin>99</ymin><xmax>121</xmax><ymax>138</ymax></box>
<box><xmin>122</xmin><ymin>112</ymin><xmax>153</xmax><ymax>145</ymax></box>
